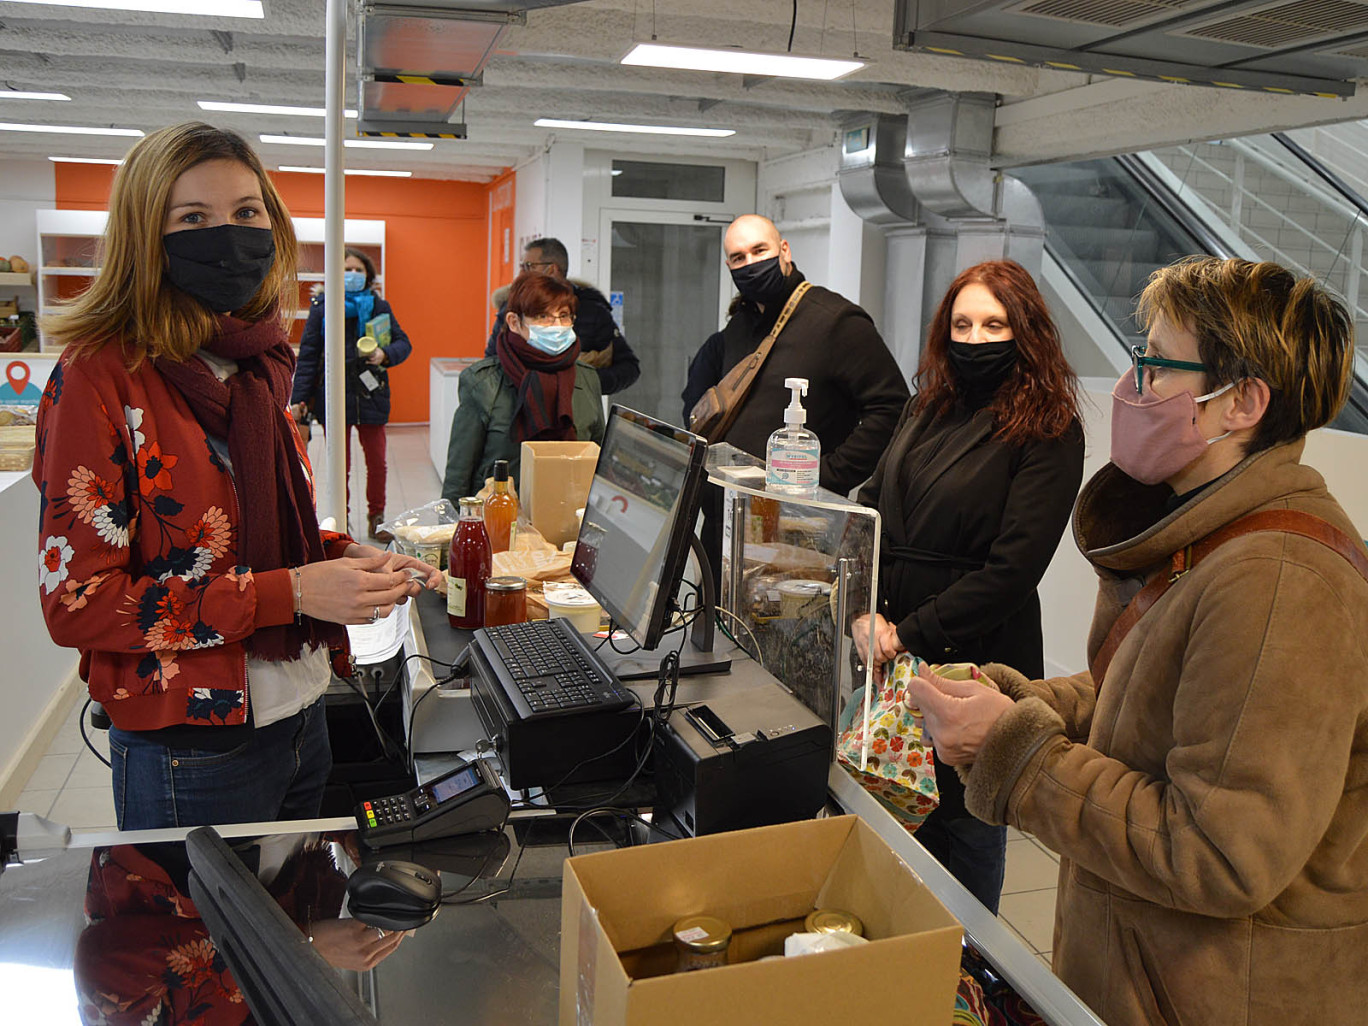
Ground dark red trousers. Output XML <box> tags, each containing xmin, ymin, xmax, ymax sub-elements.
<box><xmin>344</xmin><ymin>423</ymin><xmax>387</xmax><ymax>518</ymax></box>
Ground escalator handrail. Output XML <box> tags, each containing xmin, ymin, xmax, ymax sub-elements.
<box><xmin>1271</xmin><ymin>132</ymin><xmax>1368</xmax><ymax>226</ymax></box>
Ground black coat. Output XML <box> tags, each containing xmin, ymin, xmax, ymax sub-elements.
<box><xmin>485</xmin><ymin>281</ymin><xmax>640</xmax><ymax>395</ymax></box>
<box><xmin>681</xmin><ymin>268</ymin><xmax>908</xmax><ymax>495</ymax></box>
<box><xmin>291</xmin><ymin>293</ymin><xmax>412</xmax><ymax>426</ymax></box>
<box><xmin>858</xmin><ymin>398</ymin><xmax>1084</xmax><ymax>819</ymax></box>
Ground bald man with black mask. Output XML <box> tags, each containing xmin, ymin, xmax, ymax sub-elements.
<box><xmin>683</xmin><ymin>215</ymin><xmax>909</xmax><ymax>574</ymax></box>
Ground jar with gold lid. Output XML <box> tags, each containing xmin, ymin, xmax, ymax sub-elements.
<box><xmin>803</xmin><ymin>909</ymin><xmax>864</xmax><ymax>937</ymax></box>
<box><xmin>672</xmin><ymin>915</ymin><xmax>732</xmax><ymax>971</ymax></box>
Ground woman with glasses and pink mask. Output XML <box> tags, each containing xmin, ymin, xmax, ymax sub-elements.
<box><xmin>442</xmin><ymin>272</ymin><xmax>605</xmax><ymax>504</ymax></box>
<box><xmin>904</xmin><ymin>256</ymin><xmax>1368</xmax><ymax>1026</ymax></box>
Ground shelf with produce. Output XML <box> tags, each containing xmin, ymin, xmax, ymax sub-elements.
<box><xmin>0</xmin><ymin>272</ymin><xmax>35</xmax><ymax>288</ymax></box>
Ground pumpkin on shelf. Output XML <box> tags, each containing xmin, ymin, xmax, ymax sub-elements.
<box><xmin>0</xmin><ymin>260</ymin><xmax>10</xmax><ymax>274</ymax></box>
<box><xmin>8</xmin><ymin>256</ymin><xmax>30</xmax><ymax>274</ymax></box>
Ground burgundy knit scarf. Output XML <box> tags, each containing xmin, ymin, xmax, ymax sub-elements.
<box><xmin>154</xmin><ymin>314</ymin><xmax>348</xmax><ymax>661</ymax></box>
<box><xmin>494</xmin><ymin>326</ymin><xmax>581</xmax><ymax>442</ymax></box>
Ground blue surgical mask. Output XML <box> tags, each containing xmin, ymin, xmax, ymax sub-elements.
<box><xmin>343</xmin><ymin>270</ymin><xmax>368</xmax><ymax>294</ymax></box>
<box><xmin>525</xmin><ymin>323</ymin><xmax>576</xmax><ymax>355</ymax></box>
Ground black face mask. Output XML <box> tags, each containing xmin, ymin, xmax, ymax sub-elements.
<box><xmin>163</xmin><ymin>224</ymin><xmax>276</xmax><ymax>313</ymax></box>
<box><xmin>948</xmin><ymin>339</ymin><xmax>1018</xmax><ymax>392</ymax></box>
<box><xmin>730</xmin><ymin>255</ymin><xmax>788</xmax><ymax>305</ymax></box>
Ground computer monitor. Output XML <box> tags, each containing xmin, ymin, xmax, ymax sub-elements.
<box><xmin>570</xmin><ymin>405</ymin><xmax>729</xmax><ymax>676</ymax></box>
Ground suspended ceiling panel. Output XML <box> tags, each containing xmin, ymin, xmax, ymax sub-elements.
<box><xmin>898</xmin><ymin>0</ymin><xmax>1366</xmax><ymax>95</ymax></box>
<box><xmin>360</xmin><ymin>8</ymin><xmax>509</xmax><ymax>77</ymax></box>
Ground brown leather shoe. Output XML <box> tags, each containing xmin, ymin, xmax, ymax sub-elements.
<box><xmin>368</xmin><ymin>513</ymin><xmax>394</xmax><ymax>544</ymax></box>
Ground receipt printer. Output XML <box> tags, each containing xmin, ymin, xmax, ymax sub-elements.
<box><xmin>653</xmin><ymin>681</ymin><xmax>832</xmax><ymax>837</ymax></box>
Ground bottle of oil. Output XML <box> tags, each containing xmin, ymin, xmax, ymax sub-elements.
<box><xmin>447</xmin><ymin>497</ymin><xmax>492</xmax><ymax>630</ymax></box>
<box><xmin>483</xmin><ymin>459</ymin><xmax>518</xmax><ymax>554</ymax></box>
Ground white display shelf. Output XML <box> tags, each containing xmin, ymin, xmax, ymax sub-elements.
<box><xmin>39</xmin><ymin>266</ymin><xmax>99</xmax><ymax>276</ymax></box>
<box><xmin>0</xmin><ymin>271</ymin><xmax>34</xmax><ymax>287</ymax></box>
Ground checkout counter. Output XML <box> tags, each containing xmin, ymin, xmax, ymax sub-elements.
<box><xmin>0</xmin><ymin>445</ymin><xmax>1107</xmax><ymax>1026</ymax></box>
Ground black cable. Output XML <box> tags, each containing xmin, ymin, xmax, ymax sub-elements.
<box><xmin>788</xmin><ymin>0</ymin><xmax>798</xmax><ymax>51</ymax></box>
<box><xmin>343</xmin><ymin>675</ymin><xmax>404</xmax><ymax>763</ymax></box>
<box><xmin>405</xmin><ymin>679</ymin><xmax>450</xmax><ymax>775</ymax></box>
<box><xmin>511</xmin><ymin>691</ymin><xmax>647</xmax><ymax>805</ymax></box>
<box><xmin>79</xmin><ymin>698</ymin><xmax>111</xmax><ymax>769</ymax></box>
<box><xmin>375</xmin><ymin>653</ymin><xmax>457</xmax><ymax>712</ymax></box>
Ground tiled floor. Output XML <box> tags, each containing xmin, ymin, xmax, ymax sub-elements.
<box><xmin>13</xmin><ymin>424</ymin><xmax>1062</xmax><ymax>965</ymax></box>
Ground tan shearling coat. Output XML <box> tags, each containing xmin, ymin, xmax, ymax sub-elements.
<box><xmin>963</xmin><ymin>439</ymin><xmax>1368</xmax><ymax>1026</ymax></box>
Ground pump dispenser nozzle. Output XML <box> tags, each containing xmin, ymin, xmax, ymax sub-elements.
<box><xmin>783</xmin><ymin>377</ymin><xmax>809</xmax><ymax>426</ymax></box>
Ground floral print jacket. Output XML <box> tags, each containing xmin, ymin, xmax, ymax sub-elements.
<box><xmin>33</xmin><ymin>344</ymin><xmax>352</xmax><ymax>731</ymax></box>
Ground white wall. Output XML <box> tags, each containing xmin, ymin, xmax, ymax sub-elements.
<box><xmin>0</xmin><ymin>159</ymin><xmax>54</xmax><ymax>263</ymax></box>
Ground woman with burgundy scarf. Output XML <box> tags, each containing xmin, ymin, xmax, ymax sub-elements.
<box><xmin>34</xmin><ymin>123</ymin><xmax>441</xmax><ymax>830</ymax></box>
<box><xmin>442</xmin><ymin>272</ymin><xmax>605</xmax><ymax>504</ymax></box>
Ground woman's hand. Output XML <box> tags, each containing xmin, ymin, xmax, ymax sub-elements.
<box><xmin>366</xmin><ymin>348</ymin><xmax>388</xmax><ymax>366</ymax></box>
<box><xmin>903</xmin><ymin>663</ymin><xmax>1014</xmax><ymax>766</ymax></box>
<box><xmin>852</xmin><ymin>613</ymin><xmax>905</xmax><ymax>680</ymax></box>
<box><xmin>344</xmin><ymin>544</ymin><xmax>443</xmax><ymax>591</ymax></box>
<box><xmin>297</xmin><ymin>553</ymin><xmax>420</xmax><ymax>624</ymax></box>
<box><xmin>308</xmin><ymin>919</ymin><xmax>408</xmax><ymax>971</ymax></box>
<box><xmin>289</xmin><ymin>402</ymin><xmax>309</xmax><ymax>422</ymax></box>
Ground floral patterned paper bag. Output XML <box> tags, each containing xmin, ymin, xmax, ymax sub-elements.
<box><xmin>836</xmin><ymin>652</ymin><xmax>943</xmax><ymax>834</ymax></box>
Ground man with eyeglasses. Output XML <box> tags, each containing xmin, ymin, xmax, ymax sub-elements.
<box><xmin>485</xmin><ymin>237</ymin><xmax>640</xmax><ymax>394</ymax></box>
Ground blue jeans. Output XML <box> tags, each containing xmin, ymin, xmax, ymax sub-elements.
<box><xmin>915</xmin><ymin>812</ymin><xmax>1008</xmax><ymax>915</ymax></box>
<box><xmin>109</xmin><ymin>698</ymin><xmax>333</xmax><ymax>830</ymax></box>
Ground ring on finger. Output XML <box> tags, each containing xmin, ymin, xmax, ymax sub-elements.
<box><xmin>370</xmin><ymin>605</ymin><xmax>380</xmax><ymax>623</ymax></box>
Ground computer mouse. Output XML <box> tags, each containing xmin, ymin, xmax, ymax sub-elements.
<box><xmin>346</xmin><ymin>859</ymin><xmax>442</xmax><ymax>931</ymax></box>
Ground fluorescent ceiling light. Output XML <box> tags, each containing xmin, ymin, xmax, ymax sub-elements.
<box><xmin>259</xmin><ymin>134</ymin><xmax>433</xmax><ymax>151</ymax></box>
<box><xmin>50</xmin><ymin>156</ymin><xmax>124</xmax><ymax>165</ymax></box>
<box><xmin>1</xmin><ymin>0</ymin><xmax>263</xmax><ymax>15</ymax></box>
<box><xmin>535</xmin><ymin>118</ymin><xmax>734</xmax><ymax>138</ymax></box>
<box><xmin>200</xmin><ymin>101</ymin><xmax>358</xmax><ymax>119</ymax></box>
<box><xmin>622</xmin><ymin>43</ymin><xmax>864</xmax><ymax>81</ymax></box>
<box><xmin>278</xmin><ymin>165</ymin><xmax>412</xmax><ymax>178</ymax></box>
<box><xmin>0</xmin><ymin>122</ymin><xmax>143</xmax><ymax>137</ymax></box>
<box><xmin>1</xmin><ymin>91</ymin><xmax>71</xmax><ymax>102</ymax></box>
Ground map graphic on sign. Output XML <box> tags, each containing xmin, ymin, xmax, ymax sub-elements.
<box><xmin>2</xmin><ymin>361</ymin><xmax>43</xmax><ymax>405</ymax></box>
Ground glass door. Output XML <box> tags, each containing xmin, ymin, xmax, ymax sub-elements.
<box><xmin>598</xmin><ymin>208</ymin><xmax>733</xmax><ymax>424</ymax></box>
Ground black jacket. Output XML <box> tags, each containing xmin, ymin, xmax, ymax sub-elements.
<box><xmin>290</xmin><ymin>293</ymin><xmax>412</xmax><ymax>426</ymax></box>
<box><xmin>485</xmin><ymin>281</ymin><xmax>640</xmax><ymax>395</ymax></box>
<box><xmin>857</xmin><ymin>397</ymin><xmax>1084</xmax><ymax>817</ymax></box>
<box><xmin>681</xmin><ymin>268</ymin><xmax>908</xmax><ymax>495</ymax></box>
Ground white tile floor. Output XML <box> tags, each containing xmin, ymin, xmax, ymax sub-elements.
<box><xmin>13</xmin><ymin>424</ymin><xmax>1062</xmax><ymax>966</ymax></box>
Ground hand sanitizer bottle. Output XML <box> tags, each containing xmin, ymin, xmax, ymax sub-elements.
<box><xmin>766</xmin><ymin>377</ymin><xmax>821</xmax><ymax>496</ymax></box>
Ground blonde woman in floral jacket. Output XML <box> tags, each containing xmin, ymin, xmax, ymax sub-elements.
<box><xmin>34</xmin><ymin>123</ymin><xmax>439</xmax><ymax>830</ymax></box>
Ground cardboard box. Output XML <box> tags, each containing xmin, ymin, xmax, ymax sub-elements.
<box><xmin>520</xmin><ymin>440</ymin><xmax>599</xmax><ymax>547</ymax></box>
<box><xmin>560</xmin><ymin>815</ymin><xmax>963</xmax><ymax>1025</ymax></box>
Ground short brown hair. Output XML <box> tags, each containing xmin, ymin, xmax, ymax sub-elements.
<box><xmin>1137</xmin><ymin>257</ymin><xmax>1354</xmax><ymax>454</ymax></box>
<box><xmin>44</xmin><ymin>122</ymin><xmax>298</xmax><ymax>363</ymax></box>
<box><xmin>506</xmin><ymin>272</ymin><xmax>576</xmax><ymax>320</ymax></box>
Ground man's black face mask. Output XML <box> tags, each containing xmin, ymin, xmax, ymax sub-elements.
<box><xmin>729</xmin><ymin>255</ymin><xmax>787</xmax><ymax>305</ymax></box>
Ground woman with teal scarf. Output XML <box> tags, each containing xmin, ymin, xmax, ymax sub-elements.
<box><xmin>290</xmin><ymin>247</ymin><xmax>413</xmax><ymax>541</ymax></box>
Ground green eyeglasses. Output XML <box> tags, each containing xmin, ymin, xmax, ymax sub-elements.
<box><xmin>1130</xmin><ymin>345</ymin><xmax>1209</xmax><ymax>395</ymax></box>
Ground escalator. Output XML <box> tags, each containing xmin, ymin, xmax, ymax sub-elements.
<box><xmin>1013</xmin><ymin>147</ymin><xmax>1368</xmax><ymax>435</ymax></box>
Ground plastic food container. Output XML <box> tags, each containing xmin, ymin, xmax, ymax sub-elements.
<box><xmin>543</xmin><ymin>583</ymin><xmax>601</xmax><ymax>633</ymax></box>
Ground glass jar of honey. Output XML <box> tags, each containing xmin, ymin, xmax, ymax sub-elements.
<box><xmin>672</xmin><ymin>915</ymin><xmax>732</xmax><ymax>972</ymax></box>
<box><xmin>484</xmin><ymin>576</ymin><xmax>527</xmax><ymax>627</ymax></box>
<box><xmin>803</xmin><ymin>909</ymin><xmax>864</xmax><ymax>937</ymax></box>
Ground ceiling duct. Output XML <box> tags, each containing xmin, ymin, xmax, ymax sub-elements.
<box><xmin>893</xmin><ymin>0</ymin><xmax>1359</xmax><ymax>97</ymax></box>
<box><xmin>356</xmin><ymin>1</ymin><xmax>594</xmax><ymax>139</ymax></box>
<box><xmin>903</xmin><ymin>91</ymin><xmax>998</xmax><ymax>219</ymax></box>
<box><xmin>837</xmin><ymin>113</ymin><xmax>921</xmax><ymax>226</ymax></box>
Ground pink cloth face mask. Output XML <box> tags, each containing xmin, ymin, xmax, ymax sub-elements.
<box><xmin>1110</xmin><ymin>371</ymin><xmax>1233</xmax><ymax>485</ymax></box>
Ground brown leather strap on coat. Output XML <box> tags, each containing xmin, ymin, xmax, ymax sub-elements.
<box><xmin>1089</xmin><ymin>509</ymin><xmax>1368</xmax><ymax>692</ymax></box>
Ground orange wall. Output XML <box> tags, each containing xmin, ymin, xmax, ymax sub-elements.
<box><xmin>53</xmin><ymin>163</ymin><xmax>509</xmax><ymax>423</ymax></box>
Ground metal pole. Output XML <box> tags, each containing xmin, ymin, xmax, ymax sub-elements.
<box><xmin>831</xmin><ymin>557</ymin><xmax>852</xmax><ymax>759</ymax></box>
<box><xmin>323</xmin><ymin>0</ymin><xmax>348</xmax><ymax>530</ymax></box>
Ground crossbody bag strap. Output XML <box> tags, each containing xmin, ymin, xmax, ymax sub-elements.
<box><xmin>1089</xmin><ymin>509</ymin><xmax>1368</xmax><ymax>692</ymax></box>
<box><xmin>707</xmin><ymin>280</ymin><xmax>812</xmax><ymax>441</ymax></box>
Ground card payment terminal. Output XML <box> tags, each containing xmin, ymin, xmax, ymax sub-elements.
<box><xmin>356</xmin><ymin>758</ymin><xmax>510</xmax><ymax>848</ymax></box>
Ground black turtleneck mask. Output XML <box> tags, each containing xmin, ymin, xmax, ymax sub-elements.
<box><xmin>948</xmin><ymin>339</ymin><xmax>1018</xmax><ymax>396</ymax></box>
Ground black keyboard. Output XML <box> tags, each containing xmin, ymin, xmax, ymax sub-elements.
<box><xmin>476</xmin><ymin>618</ymin><xmax>635</xmax><ymax>719</ymax></box>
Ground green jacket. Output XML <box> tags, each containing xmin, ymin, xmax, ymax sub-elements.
<box><xmin>441</xmin><ymin>356</ymin><xmax>605</xmax><ymax>503</ymax></box>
